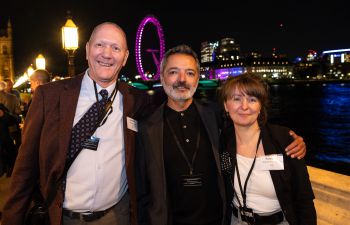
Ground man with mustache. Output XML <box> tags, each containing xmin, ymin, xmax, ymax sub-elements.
<box><xmin>136</xmin><ymin>45</ymin><xmax>306</xmax><ymax>225</ymax></box>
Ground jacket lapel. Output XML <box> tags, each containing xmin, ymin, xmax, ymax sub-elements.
<box><xmin>194</xmin><ymin>100</ymin><xmax>222</xmax><ymax>175</ymax></box>
<box><xmin>59</xmin><ymin>75</ymin><xmax>83</xmax><ymax>167</ymax></box>
<box><xmin>119</xmin><ymin>82</ymin><xmax>136</xmax><ymax>169</ymax></box>
<box><xmin>146</xmin><ymin>103</ymin><xmax>165</xmax><ymax>171</ymax></box>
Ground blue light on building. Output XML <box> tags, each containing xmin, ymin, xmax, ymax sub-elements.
<box><xmin>215</xmin><ymin>67</ymin><xmax>244</xmax><ymax>79</ymax></box>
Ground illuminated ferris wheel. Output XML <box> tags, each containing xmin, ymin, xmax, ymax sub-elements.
<box><xmin>135</xmin><ymin>15</ymin><xmax>165</xmax><ymax>81</ymax></box>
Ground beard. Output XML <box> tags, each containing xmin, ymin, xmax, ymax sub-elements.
<box><xmin>162</xmin><ymin>80</ymin><xmax>197</xmax><ymax>102</ymax></box>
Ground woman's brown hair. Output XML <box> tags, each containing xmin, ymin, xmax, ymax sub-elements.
<box><xmin>220</xmin><ymin>73</ymin><xmax>269</xmax><ymax>125</ymax></box>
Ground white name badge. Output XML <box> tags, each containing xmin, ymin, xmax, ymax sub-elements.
<box><xmin>127</xmin><ymin>117</ymin><xmax>138</xmax><ymax>132</ymax></box>
<box><xmin>255</xmin><ymin>154</ymin><xmax>284</xmax><ymax>171</ymax></box>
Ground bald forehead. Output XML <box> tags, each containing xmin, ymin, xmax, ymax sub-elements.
<box><xmin>89</xmin><ymin>22</ymin><xmax>128</xmax><ymax>48</ymax></box>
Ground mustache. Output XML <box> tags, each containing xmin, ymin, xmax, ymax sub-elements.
<box><xmin>173</xmin><ymin>81</ymin><xmax>191</xmax><ymax>90</ymax></box>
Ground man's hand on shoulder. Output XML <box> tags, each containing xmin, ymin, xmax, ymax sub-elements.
<box><xmin>285</xmin><ymin>130</ymin><xmax>306</xmax><ymax>159</ymax></box>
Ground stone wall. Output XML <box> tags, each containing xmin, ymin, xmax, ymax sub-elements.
<box><xmin>308</xmin><ymin>166</ymin><xmax>350</xmax><ymax>225</ymax></box>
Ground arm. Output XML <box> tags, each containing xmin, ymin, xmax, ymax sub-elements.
<box><xmin>285</xmin><ymin>130</ymin><xmax>306</xmax><ymax>159</ymax></box>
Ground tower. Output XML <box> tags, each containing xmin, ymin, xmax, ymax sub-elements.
<box><xmin>0</xmin><ymin>19</ymin><xmax>15</xmax><ymax>81</ymax></box>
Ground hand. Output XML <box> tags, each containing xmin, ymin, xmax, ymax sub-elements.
<box><xmin>285</xmin><ymin>130</ymin><xmax>306</xmax><ymax>159</ymax></box>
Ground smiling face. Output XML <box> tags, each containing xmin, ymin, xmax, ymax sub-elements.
<box><xmin>161</xmin><ymin>53</ymin><xmax>199</xmax><ymax>110</ymax></box>
<box><xmin>224</xmin><ymin>87</ymin><xmax>262</xmax><ymax>128</ymax></box>
<box><xmin>86</xmin><ymin>23</ymin><xmax>129</xmax><ymax>87</ymax></box>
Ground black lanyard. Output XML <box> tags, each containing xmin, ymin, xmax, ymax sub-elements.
<box><xmin>93</xmin><ymin>80</ymin><xmax>118</xmax><ymax>127</ymax></box>
<box><xmin>165</xmin><ymin>116</ymin><xmax>201</xmax><ymax>175</ymax></box>
<box><xmin>233</xmin><ymin>131</ymin><xmax>262</xmax><ymax>208</ymax></box>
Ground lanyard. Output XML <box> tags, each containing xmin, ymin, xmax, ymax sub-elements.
<box><xmin>165</xmin><ymin>116</ymin><xmax>200</xmax><ymax>175</ymax></box>
<box><xmin>93</xmin><ymin>80</ymin><xmax>118</xmax><ymax>127</ymax></box>
<box><xmin>234</xmin><ymin>131</ymin><xmax>262</xmax><ymax>208</ymax></box>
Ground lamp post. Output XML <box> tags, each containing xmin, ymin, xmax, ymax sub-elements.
<box><xmin>61</xmin><ymin>17</ymin><xmax>78</xmax><ymax>77</ymax></box>
<box><xmin>36</xmin><ymin>54</ymin><xmax>46</xmax><ymax>70</ymax></box>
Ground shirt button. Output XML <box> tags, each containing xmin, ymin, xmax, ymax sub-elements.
<box><xmin>180</xmin><ymin>113</ymin><xmax>184</xmax><ymax>116</ymax></box>
<box><xmin>186</xmin><ymin>139</ymin><xmax>190</xmax><ymax>143</ymax></box>
<box><xmin>183</xmin><ymin>125</ymin><xmax>187</xmax><ymax>128</ymax></box>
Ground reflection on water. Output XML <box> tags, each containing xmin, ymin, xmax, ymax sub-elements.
<box><xmin>268</xmin><ymin>83</ymin><xmax>350</xmax><ymax>175</ymax></box>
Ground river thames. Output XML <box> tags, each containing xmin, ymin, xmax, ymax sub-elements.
<box><xmin>180</xmin><ymin>80</ymin><xmax>350</xmax><ymax>175</ymax></box>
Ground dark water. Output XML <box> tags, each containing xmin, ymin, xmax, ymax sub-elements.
<box><xmin>192</xmin><ymin>82</ymin><xmax>350</xmax><ymax>175</ymax></box>
<box><xmin>268</xmin><ymin>82</ymin><xmax>350</xmax><ymax>176</ymax></box>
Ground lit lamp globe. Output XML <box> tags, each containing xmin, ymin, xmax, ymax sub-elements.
<box><xmin>36</xmin><ymin>54</ymin><xmax>46</xmax><ymax>70</ymax></box>
<box><xmin>61</xmin><ymin>18</ymin><xmax>79</xmax><ymax>77</ymax></box>
<box><xmin>27</xmin><ymin>65</ymin><xmax>35</xmax><ymax>77</ymax></box>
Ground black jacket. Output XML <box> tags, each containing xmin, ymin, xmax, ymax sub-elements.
<box><xmin>136</xmin><ymin>100</ymin><xmax>226</xmax><ymax>225</ymax></box>
<box><xmin>222</xmin><ymin>123</ymin><xmax>316</xmax><ymax>225</ymax></box>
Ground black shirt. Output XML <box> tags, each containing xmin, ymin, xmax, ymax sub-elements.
<box><xmin>163</xmin><ymin>103</ymin><xmax>222</xmax><ymax>225</ymax></box>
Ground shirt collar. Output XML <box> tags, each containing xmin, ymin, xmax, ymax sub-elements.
<box><xmin>83</xmin><ymin>69</ymin><xmax>117</xmax><ymax>100</ymax></box>
<box><xmin>164</xmin><ymin>101</ymin><xmax>196</xmax><ymax>118</ymax></box>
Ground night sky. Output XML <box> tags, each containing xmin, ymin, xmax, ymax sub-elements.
<box><xmin>0</xmin><ymin>0</ymin><xmax>349</xmax><ymax>78</ymax></box>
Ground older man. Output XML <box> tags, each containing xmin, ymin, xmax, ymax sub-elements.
<box><xmin>3</xmin><ymin>22</ymin><xmax>148</xmax><ymax>225</ymax></box>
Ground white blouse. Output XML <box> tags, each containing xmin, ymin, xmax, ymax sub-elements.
<box><xmin>233</xmin><ymin>154</ymin><xmax>282</xmax><ymax>214</ymax></box>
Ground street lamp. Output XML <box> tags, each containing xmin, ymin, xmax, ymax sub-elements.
<box><xmin>27</xmin><ymin>65</ymin><xmax>34</xmax><ymax>77</ymax></box>
<box><xmin>62</xmin><ymin>17</ymin><xmax>78</xmax><ymax>77</ymax></box>
<box><xmin>36</xmin><ymin>54</ymin><xmax>46</xmax><ymax>70</ymax></box>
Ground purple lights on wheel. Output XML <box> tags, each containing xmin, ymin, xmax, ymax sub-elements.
<box><xmin>135</xmin><ymin>15</ymin><xmax>165</xmax><ymax>81</ymax></box>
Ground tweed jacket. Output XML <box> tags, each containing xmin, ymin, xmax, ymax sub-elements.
<box><xmin>2</xmin><ymin>74</ymin><xmax>148</xmax><ymax>225</ymax></box>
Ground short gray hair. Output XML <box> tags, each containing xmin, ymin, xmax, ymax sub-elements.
<box><xmin>160</xmin><ymin>44</ymin><xmax>200</xmax><ymax>76</ymax></box>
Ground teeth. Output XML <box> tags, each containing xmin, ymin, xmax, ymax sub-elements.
<box><xmin>98</xmin><ymin>61</ymin><xmax>112</xmax><ymax>67</ymax></box>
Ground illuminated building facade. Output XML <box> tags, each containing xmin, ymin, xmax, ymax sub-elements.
<box><xmin>200</xmin><ymin>41</ymin><xmax>218</xmax><ymax>63</ymax></box>
<box><xmin>200</xmin><ymin>37</ymin><xmax>240</xmax><ymax>79</ymax></box>
<box><xmin>0</xmin><ymin>19</ymin><xmax>15</xmax><ymax>81</ymax></box>
<box><xmin>216</xmin><ymin>37</ymin><xmax>240</xmax><ymax>62</ymax></box>
<box><xmin>293</xmin><ymin>50</ymin><xmax>323</xmax><ymax>80</ymax></box>
<box><xmin>217</xmin><ymin>56</ymin><xmax>293</xmax><ymax>80</ymax></box>
<box><xmin>200</xmin><ymin>37</ymin><xmax>293</xmax><ymax>80</ymax></box>
<box><xmin>321</xmin><ymin>49</ymin><xmax>350</xmax><ymax>80</ymax></box>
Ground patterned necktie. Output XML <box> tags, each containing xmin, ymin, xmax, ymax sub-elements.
<box><xmin>67</xmin><ymin>89</ymin><xmax>109</xmax><ymax>160</ymax></box>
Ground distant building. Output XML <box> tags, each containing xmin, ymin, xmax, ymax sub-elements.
<box><xmin>216</xmin><ymin>55</ymin><xmax>292</xmax><ymax>80</ymax></box>
<box><xmin>200</xmin><ymin>37</ymin><xmax>240</xmax><ymax>79</ymax></box>
<box><xmin>322</xmin><ymin>48</ymin><xmax>350</xmax><ymax>79</ymax></box>
<box><xmin>200</xmin><ymin>37</ymin><xmax>292</xmax><ymax>80</ymax></box>
<box><xmin>216</xmin><ymin>37</ymin><xmax>240</xmax><ymax>62</ymax></box>
<box><xmin>0</xmin><ymin>19</ymin><xmax>15</xmax><ymax>81</ymax></box>
<box><xmin>200</xmin><ymin>41</ymin><xmax>218</xmax><ymax>63</ymax></box>
<box><xmin>294</xmin><ymin>51</ymin><xmax>323</xmax><ymax>80</ymax></box>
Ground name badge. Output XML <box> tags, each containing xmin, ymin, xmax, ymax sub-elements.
<box><xmin>81</xmin><ymin>136</ymin><xmax>100</xmax><ymax>151</ymax></box>
<box><xmin>181</xmin><ymin>173</ymin><xmax>203</xmax><ymax>187</ymax></box>
<box><xmin>255</xmin><ymin>154</ymin><xmax>284</xmax><ymax>171</ymax></box>
<box><xmin>127</xmin><ymin>117</ymin><xmax>138</xmax><ymax>132</ymax></box>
